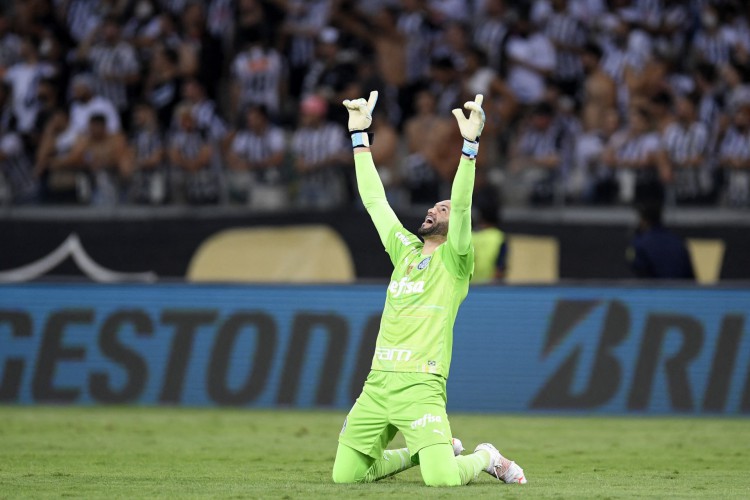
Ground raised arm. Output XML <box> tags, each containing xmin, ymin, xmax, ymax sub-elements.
<box><xmin>344</xmin><ymin>91</ymin><xmax>400</xmax><ymax>246</ymax></box>
<box><xmin>448</xmin><ymin>95</ymin><xmax>485</xmax><ymax>255</ymax></box>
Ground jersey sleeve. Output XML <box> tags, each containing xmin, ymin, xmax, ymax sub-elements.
<box><xmin>443</xmin><ymin>156</ymin><xmax>475</xmax><ymax>279</ymax></box>
<box><xmin>355</xmin><ymin>151</ymin><xmax>400</xmax><ymax>245</ymax></box>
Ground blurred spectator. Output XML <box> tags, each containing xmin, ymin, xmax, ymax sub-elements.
<box><xmin>627</xmin><ymin>201</ymin><xmax>694</xmax><ymax>280</ymax></box>
<box><xmin>338</xmin><ymin>5</ymin><xmax>407</xmax><ymax>120</ymax></box>
<box><xmin>301</xmin><ymin>28</ymin><xmax>356</xmax><ymax>110</ymax></box>
<box><xmin>659</xmin><ymin>93</ymin><xmax>711</xmax><ymax>205</ymax></box>
<box><xmin>60</xmin><ymin>73</ymin><xmax>121</xmax><ymax>149</ymax></box>
<box><xmin>30</xmin><ymin>77</ymin><xmax>60</xmax><ymax>147</ymax></box>
<box><xmin>573</xmin><ymin>107</ymin><xmax>621</xmax><ymax>202</ymax></box>
<box><xmin>51</xmin><ymin>113</ymin><xmax>128</xmax><ymax>205</ymax></box>
<box><xmin>723</xmin><ymin>59</ymin><xmax>750</xmax><ymax>113</ymax></box>
<box><xmin>402</xmin><ymin>88</ymin><xmax>443</xmax><ymax>204</ymax></box>
<box><xmin>543</xmin><ymin>0</ymin><xmax>587</xmax><ymax>97</ymax></box>
<box><xmin>431</xmin><ymin>21</ymin><xmax>470</xmax><ymax>72</ymax></box>
<box><xmin>473</xmin><ymin>0</ymin><xmax>507</xmax><ymax>72</ymax></box>
<box><xmin>233</xmin><ymin>0</ymin><xmax>273</xmax><ymax>53</ymax></box>
<box><xmin>168</xmin><ymin>104</ymin><xmax>218</xmax><ymax>204</ymax></box>
<box><xmin>4</xmin><ymin>37</ymin><xmax>56</xmax><ymax>137</ymax></box>
<box><xmin>504</xmin><ymin>10</ymin><xmax>556</xmax><ymax>105</ymax></box>
<box><xmin>508</xmin><ymin>101</ymin><xmax>571</xmax><ymax>205</ymax></box>
<box><xmin>367</xmin><ymin>108</ymin><xmax>401</xmax><ymax>205</ymax></box>
<box><xmin>60</xmin><ymin>0</ymin><xmax>105</xmax><ymax>43</ymax></box>
<box><xmin>179</xmin><ymin>78</ymin><xmax>227</xmax><ymax>142</ymax></box>
<box><xmin>0</xmin><ymin>125</ymin><xmax>37</xmax><ymax>204</ymax></box>
<box><xmin>226</xmin><ymin>104</ymin><xmax>287</xmax><ymax>210</ymax></box>
<box><xmin>125</xmin><ymin>101</ymin><xmax>166</xmax><ymax>205</ymax></box>
<box><xmin>649</xmin><ymin>91</ymin><xmax>674</xmax><ymax>134</ymax></box>
<box><xmin>74</xmin><ymin>16</ymin><xmax>140</xmax><ymax>119</ymax></box>
<box><xmin>461</xmin><ymin>46</ymin><xmax>497</xmax><ymax>107</ymax></box>
<box><xmin>471</xmin><ymin>194</ymin><xmax>507</xmax><ymax>283</ymax></box>
<box><xmin>426</xmin><ymin>56</ymin><xmax>461</xmax><ymax>116</ymax></box>
<box><xmin>132</xmin><ymin>10</ymin><xmax>183</xmax><ymax>54</ymax></box>
<box><xmin>123</xmin><ymin>0</ymin><xmax>160</xmax><ymax>45</ymax></box>
<box><xmin>691</xmin><ymin>3</ymin><xmax>742</xmax><ymax>67</ymax></box>
<box><xmin>282</xmin><ymin>0</ymin><xmax>332</xmax><ymax>98</ymax></box>
<box><xmin>231</xmin><ymin>32</ymin><xmax>285</xmax><ymax>121</ymax></box>
<box><xmin>580</xmin><ymin>42</ymin><xmax>616</xmax><ymax>133</ymax></box>
<box><xmin>291</xmin><ymin>94</ymin><xmax>348</xmax><ymax>209</ymax></box>
<box><xmin>35</xmin><ymin>108</ymin><xmax>77</xmax><ymax>202</ymax></box>
<box><xmin>716</xmin><ymin>102</ymin><xmax>750</xmax><ymax>207</ymax></box>
<box><xmin>0</xmin><ymin>13</ymin><xmax>22</xmax><ymax>71</ymax></box>
<box><xmin>178</xmin><ymin>2</ymin><xmax>223</xmax><ymax>99</ymax></box>
<box><xmin>694</xmin><ymin>62</ymin><xmax>724</xmax><ymax>150</ymax></box>
<box><xmin>397</xmin><ymin>0</ymin><xmax>432</xmax><ymax>86</ymax></box>
<box><xmin>145</xmin><ymin>44</ymin><xmax>182</xmax><ymax>129</ymax></box>
<box><xmin>601</xmin><ymin>107</ymin><xmax>663</xmax><ymax>204</ymax></box>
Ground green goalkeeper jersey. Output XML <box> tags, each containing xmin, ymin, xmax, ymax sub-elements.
<box><xmin>354</xmin><ymin>152</ymin><xmax>475</xmax><ymax>379</ymax></box>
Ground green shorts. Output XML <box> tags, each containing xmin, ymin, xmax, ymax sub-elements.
<box><xmin>338</xmin><ymin>370</ymin><xmax>453</xmax><ymax>460</ymax></box>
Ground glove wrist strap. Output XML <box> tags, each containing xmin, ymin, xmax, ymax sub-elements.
<box><xmin>461</xmin><ymin>137</ymin><xmax>479</xmax><ymax>159</ymax></box>
<box><xmin>351</xmin><ymin>131</ymin><xmax>374</xmax><ymax>149</ymax></box>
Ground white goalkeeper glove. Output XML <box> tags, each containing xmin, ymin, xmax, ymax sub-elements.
<box><xmin>451</xmin><ymin>94</ymin><xmax>485</xmax><ymax>159</ymax></box>
<box><xmin>342</xmin><ymin>90</ymin><xmax>378</xmax><ymax>148</ymax></box>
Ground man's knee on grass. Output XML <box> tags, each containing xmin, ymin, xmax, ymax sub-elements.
<box><xmin>332</xmin><ymin>443</ymin><xmax>373</xmax><ymax>484</ymax></box>
<box><xmin>418</xmin><ymin>443</ymin><xmax>462</xmax><ymax>487</ymax></box>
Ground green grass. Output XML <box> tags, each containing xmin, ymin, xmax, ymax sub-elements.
<box><xmin>0</xmin><ymin>407</ymin><xmax>749</xmax><ymax>498</ymax></box>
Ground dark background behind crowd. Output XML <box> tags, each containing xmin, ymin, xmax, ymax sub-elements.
<box><xmin>0</xmin><ymin>0</ymin><xmax>748</xmax><ymax>211</ymax></box>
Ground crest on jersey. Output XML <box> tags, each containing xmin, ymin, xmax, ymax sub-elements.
<box><xmin>417</xmin><ymin>257</ymin><xmax>431</xmax><ymax>270</ymax></box>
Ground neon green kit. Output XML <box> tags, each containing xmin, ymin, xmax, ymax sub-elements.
<box><xmin>338</xmin><ymin>151</ymin><xmax>475</xmax><ymax>460</ymax></box>
<box><xmin>361</xmin><ymin>152</ymin><xmax>474</xmax><ymax>379</ymax></box>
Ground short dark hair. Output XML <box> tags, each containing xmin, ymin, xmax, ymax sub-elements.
<box><xmin>583</xmin><ymin>41</ymin><xmax>603</xmax><ymax>60</ymax></box>
<box><xmin>636</xmin><ymin>200</ymin><xmax>663</xmax><ymax>226</ymax></box>
<box><xmin>533</xmin><ymin>101</ymin><xmax>555</xmax><ymax>117</ymax></box>
<box><xmin>89</xmin><ymin>113</ymin><xmax>107</xmax><ymax>125</ymax></box>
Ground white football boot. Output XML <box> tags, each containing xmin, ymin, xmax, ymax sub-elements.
<box><xmin>474</xmin><ymin>443</ymin><xmax>527</xmax><ymax>484</ymax></box>
<box><xmin>452</xmin><ymin>437</ymin><xmax>465</xmax><ymax>456</ymax></box>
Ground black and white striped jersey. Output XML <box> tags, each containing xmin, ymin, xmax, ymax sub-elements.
<box><xmin>692</xmin><ymin>28</ymin><xmax>737</xmax><ymax>66</ymax></box>
<box><xmin>473</xmin><ymin>17</ymin><xmax>507</xmax><ymax>72</ymax></box>
<box><xmin>191</xmin><ymin>100</ymin><xmax>228</xmax><ymax>142</ymax></box>
<box><xmin>0</xmin><ymin>132</ymin><xmax>35</xmax><ymax>202</ymax></box>
<box><xmin>286</xmin><ymin>0</ymin><xmax>331</xmax><ymax>68</ymax></box>
<box><xmin>718</xmin><ymin>126</ymin><xmax>750</xmax><ymax>166</ymax></box>
<box><xmin>131</xmin><ymin>128</ymin><xmax>164</xmax><ymax>166</ymax></box>
<box><xmin>62</xmin><ymin>0</ymin><xmax>101</xmax><ymax>42</ymax></box>
<box><xmin>662</xmin><ymin>121</ymin><xmax>709</xmax><ymax>166</ymax></box>
<box><xmin>291</xmin><ymin>122</ymin><xmax>345</xmax><ymax>168</ymax></box>
<box><xmin>398</xmin><ymin>10</ymin><xmax>433</xmax><ymax>83</ymax></box>
<box><xmin>89</xmin><ymin>42</ymin><xmax>140</xmax><ymax>111</ymax></box>
<box><xmin>231</xmin><ymin>125</ymin><xmax>286</xmax><ymax>184</ymax></box>
<box><xmin>231</xmin><ymin>47</ymin><xmax>285</xmax><ymax>115</ymax></box>
<box><xmin>544</xmin><ymin>11</ymin><xmax>586</xmax><ymax>82</ymax></box>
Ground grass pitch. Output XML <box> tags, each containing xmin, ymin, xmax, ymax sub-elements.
<box><xmin>0</xmin><ymin>407</ymin><xmax>749</xmax><ymax>498</ymax></box>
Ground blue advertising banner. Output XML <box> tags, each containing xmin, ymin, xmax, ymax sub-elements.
<box><xmin>1</xmin><ymin>284</ymin><xmax>749</xmax><ymax>414</ymax></box>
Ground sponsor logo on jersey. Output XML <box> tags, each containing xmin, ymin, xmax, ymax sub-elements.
<box><xmin>395</xmin><ymin>232</ymin><xmax>412</xmax><ymax>246</ymax></box>
<box><xmin>417</xmin><ymin>256</ymin><xmax>431</xmax><ymax>270</ymax></box>
<box><xmin>388</xmin><ymin>277</ymin><xmax>425</xmax><ymax>297</ymax></box>
<box><xmin>375</xmin><ymin>347</ymin><xmax>413</xmax><ymax>362</ymax></box>
<box><xmin>410</xmin><ymin>413</ymin><xmax>443</xmax><ymax>430</ymax></box>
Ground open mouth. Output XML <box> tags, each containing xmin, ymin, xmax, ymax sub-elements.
<box><xmin>423</xmin><ymin>215</ymin><xmax>434</xmax><ymax>226</ymax></box>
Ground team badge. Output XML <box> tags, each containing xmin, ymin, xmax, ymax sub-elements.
<box><xmin>417</xmin><ymin>257</ymin><xmax>431</xmax><ymax>270</ymax></box>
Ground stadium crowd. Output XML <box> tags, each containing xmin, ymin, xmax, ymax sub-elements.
<box><xmin>0</xmin><ymin>0</ymin><xmax>749</xmax><ymax>209</ymax></box>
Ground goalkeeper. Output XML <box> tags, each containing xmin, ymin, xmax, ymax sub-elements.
<box><xmin>331</xmin><ymin>91</ymin><xmax>527</xmax><ymax>487</ymax></box>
